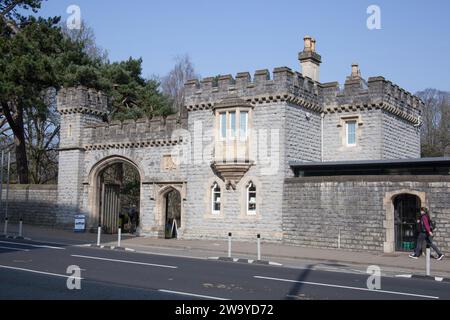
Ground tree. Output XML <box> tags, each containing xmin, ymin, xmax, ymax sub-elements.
<box><xmin>100</xmin><ymin>57</ymin><xmax>170</xmax><ymax>121</ymax></box>
<box><xmin>60</xmin><ymin>20</ymin><xmax>108</xmax><ymax>63</ymax></box>
<box><xmin>416</xmin><ymin>89</ymin><xmax>450</xmax><ymax>157</ymax></box>
<box><xmin>161</xmin><ymin>55</ymin><xmax>198</xmax><ymax>117</ymax></box>
<box><xmin>438</xmin><ymin>98</ymin><xmax>450</xmax><ymax>156</ymax></box>
<box><xmin>0</xmin><ymin>1</ymin><xmax>176</xmax><ymax>184</ymax></box>
<box><xmin>0</xmin><ymin>14</ymin><xmax>69</xmax><ymax>183</ymax></box>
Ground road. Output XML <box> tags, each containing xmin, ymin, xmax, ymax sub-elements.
<box><xmin>0</xmin><ymin>237</ymin><xmax>449</xmax><ymax>300</ymax></box>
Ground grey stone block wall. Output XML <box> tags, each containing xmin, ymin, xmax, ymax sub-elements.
<box><xmin>1</xmin><ymin>185</ymin><xmax>58</xmax><ymax>226</ymax></box>
<box><xmin>322</xmin><ymin>110</ymin><xmax>383</xmax><ymax>161</ymax></box>
<box><xmin>283</xmin><ymin>176</ymin><xmax>450</xmax><ymax>253</ymax></box>
<box><xmin>382</xmin><ymin>111</ymin><xmax>421</xmax><ymax>159</ymax></box>
<box><xmin>285</xmin><ymin>103</ymin><xmax>321</xmax><ymax>173</ymax></box>
<box><xmin>57</xmin><ymin>149</ymin><xmax>86</xmax><ymax>227</ymax></box>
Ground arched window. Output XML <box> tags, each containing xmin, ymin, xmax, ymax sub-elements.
<box><xmin>212</xmin><ymin>182</ymin><xmax>221</xmax><ymax>215</ymax></box>
<box><xmin>247</xmin><ymin>182</ymin><xmax>256</xmax><ymax>215</ymax></box>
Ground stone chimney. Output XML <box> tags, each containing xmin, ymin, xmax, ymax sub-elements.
<box><xmin>299</xmin><ymin>35</ymin><xmax>322</xmax><ymax>82</ymax></box>
<box><xmin>350</xmin><ymin>63</ymin><xmax>361</xmax><ymax>79</ymax></box>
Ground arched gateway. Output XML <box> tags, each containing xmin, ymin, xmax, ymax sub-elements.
<box><xmin>87</xmin><ymin>156</ymin><xmax>143</xmax><ymax>234</ymax></box>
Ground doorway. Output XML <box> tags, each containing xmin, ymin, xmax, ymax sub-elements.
<box><xmin>164</xmin><ymin>189</ymin><xmax>181</xmax><ymax>239</ymax></box>
<box><xmin>394</xmin><ymin>194</ymin><xmax>421</xmax><ymax>252</ymax></box>
<box><xmin>98</xmin><ymin>162</ymin><xmax>141</xmax><ymax>234</ymax></box>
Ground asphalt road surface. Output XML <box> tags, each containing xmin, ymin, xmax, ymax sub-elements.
<box><xmin>0</xmin><ymin>238</ymin><xmax>449</xmax><ymax>300</ymax></box>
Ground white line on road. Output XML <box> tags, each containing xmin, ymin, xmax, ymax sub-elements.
<box><xmin>0</xmin><ymin>241</ymin><xmax>65</xmax><ymax>250</ymax></box>
<box><xmin>0</xmin><ymin>246</ymin><xmax>30</xmax><ymax>252</ymax></box>
<box><xmin>158</xmin><ymin>289</ymin><xmax>229</xmax><ymax>300</ymax></box>
<box><xmin>254</xmin><ymin>276</ymin><xmax>439</xmax><ymax>300</ymax></box>
<box><xmin>0</xmin><ymin>265</ymin><xmax>82</xmax><ymax>280</ymax></box>
<box><xmin>71</xmin><ymin>254</ymin><xmax>178</xmax><ymax>269</ymax></box>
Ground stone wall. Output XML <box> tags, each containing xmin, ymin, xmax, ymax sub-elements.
<box><xmin>1</xmin><ymin>185</ymin><xmax>58</xmax><ymax>226</ymax></box>
<box><xmin>283</xmin><ymin>176</ymin><xmax>450</xmax><ymax>254</ymax></box>
<box><xmin>382</xmin><ymin>111</ymin><xmax>421</xmax><ymax>159</ymax></box>
<box><xmin>322</xmin><ymin>109</ymin><xmax>383</xmax><ymax>161</ymax></box>
<box><xmin>285</xmin><ymin>103</ymin><xmax>321</xmax><ymax>174</ymax></box>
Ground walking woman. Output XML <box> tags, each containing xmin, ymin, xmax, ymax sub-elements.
<box><xmin>409</xmin><ymin>207</ymin><xmax>444</xmax><ymax>261</ymax></box>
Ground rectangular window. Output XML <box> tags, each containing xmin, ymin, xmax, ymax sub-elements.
<box><xmin>230</xmin><ymin>112</ymin><xmax>236</xmax><ymax>138</ymax></box>
<box><xmin>220</xmin><ymin>113</ymin><xmax>227</xmax><ymax>139</ymax></box>
<box><xmin>240</xmin><ymin>111</ymin><xmax>248</xmax><ymax>141</ymax></box>
<box><xmin>346</xmin><ymin>121</ymin><xmax>357</xmax><ymax>146</ymax></box>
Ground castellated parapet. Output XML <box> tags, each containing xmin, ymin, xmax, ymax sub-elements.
<box><xmin>184</xmin><ymin>67</ymin><xmax>322</xmax><ymax>113</ymax></box>
<box><xmin>57</xmin><ymin>86</ymin><xmax>109</xmax><ymax>116</ymax></box>
<box><xmin>56</xmin><ymin>86</ymin><xmax>187</xmax><ymax>151</ymax></box>
<box><xmin>82</xmin><ymin>114</ymin><xmax>187</xmax><ymax>150</ymax></box>
<box><xmin>321</xmin><ymin>71</ymin><xmax>423</xmax><ymax>123</ymax></box>
<box><xmin>185</xmin><ymin>66</ymin><xmax>423</xmax><ymax>124</ymax></box>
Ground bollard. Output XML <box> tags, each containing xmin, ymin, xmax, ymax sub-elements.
<box><xmin>426</xmin><ymin>245</ymin><xmax>431</xmax><ymax>276</ymax></box>
<box><xmin>3</xmin><ymin>217</ymin><xmax>7</xmax><ymax>236</ymax></box>
<box><xmin>338</xmin><ymin>228</ymin><xmax>341</xmax><ymax>249</ymax></box>
<box><xmin>257</xmin><ymin>234</ymin><xmax>261</xmax><ymax>261</ymax></box>
<box><xmin>228</xmin><ymin>232</ymin><xmax>232</xmax><ymax>258</ymax></box>
<box><xmin>118</xmin><ymin>227</ymin><xmax>122</xmax><ymax>248</ymax></box>
<box><xmin>97</xmin><ymin>225</ymin><xmax>102</xmax><ymax>246</ymax></box>
<box><xmin>18</xmin><ymin>219</ymin><xmax>23</xmax><ymax>238</ymax></box>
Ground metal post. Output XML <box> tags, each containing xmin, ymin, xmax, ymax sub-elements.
<box><xmin>18</xmin><ymin>219</ymin><xmax>23</xmax><ymax>238</ymax></box>
<box><xmin>228</xmin><ymin>232</ymin><xmax>232</xmax><ymax>258</ymax></box>
<box><xmin>4</xmin><ymin>152</ymin><xmax>10</xmax><ymax>221</ymax></box>
<box><xmin>426</xmin><ymin>245</ymin><xmax>431</xmax><ymax>276</ymax></box>
<box><xmin>97</xmin><ymin>225</ymin><xmax>102</xmax><ymax>246</ymax></box>
<box><xmin>118</xmin><ymin>227</ymin><xmax>122</xmax><ymax>248</ymax></box>
<box><xmin>338</xmin><ymin>228</ymin><xmax>341</xmax><ymax>249</ymax></box>
<box><xmin>3</xmin><ymin>217</ymin><xmax>8</xmax><ymax>236</ymax></box>
<box><xmin>257</xmin><ymin>234</ymin><xmax>261</xmax><ymax>261</ymax></box>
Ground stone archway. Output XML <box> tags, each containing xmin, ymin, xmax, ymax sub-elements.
<box><xmin>383</xmin><ymin>189</ymin><xmax>426</xmax><ymax>253</ymax></box>
<box><xmin>86</xmin><ymin>156</ymin><xmax>144</xmax><ymax>232</ymax></box>
<box><xmin>155</xmin><ymin>184</ymin><xmax>184</xmax><ymax>239</ymax></box>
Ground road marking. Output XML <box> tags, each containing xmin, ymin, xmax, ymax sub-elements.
<box><xmin>254</xmin><ymin>276</ymin><xmax>439</xmax><ymax>300</ymax></box>
<box><xmin>158</xmin><ymin>289</ymin><xmax>229</xmax><ymax>300</ymax></box>
<box><xmin>71</xmin><ymin>254</ymin><xmax>178</xmax><ymax>269</ymax></box>
<box><xmin>0</xmin><ymin>240</ymin><xmax>65</xmax><ymax>250</ymax></box>
<box><xmin>0</xmin><ymin>265</ymin><xmax>82</xmax><ymax>280</ymax></box>
<box><xmin>0</xmin><ymin>246</ymin><xmax>30</xmax><ymax>252</ymax></box>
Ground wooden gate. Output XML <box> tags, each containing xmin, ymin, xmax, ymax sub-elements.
<box><xmin>100</xmin><ymin>184</ymin><xmax>121</xmax><ymax>234</ymax></box>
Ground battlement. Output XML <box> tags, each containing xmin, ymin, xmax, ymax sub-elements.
<box><xmin>184</xmin><ymin>67</ymin><xmax>321</xmax><ymax>111</ymax></box>
<box><xmin>57</xmin><ymin>86</ymin><xmax>109</xmax><ymax>116</ymax></box>
<box><xmin>82</xmin><ymin>114</ymin><xmax>187</xmax><ymax>150</ymax></box>
<box><xmin>321</xmin><ymin>76</ymin><xmax>423</xmax><ymax>122</ymax></box>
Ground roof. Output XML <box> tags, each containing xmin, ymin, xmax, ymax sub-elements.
<box><xmin>290</xmin><ymin>158</ymin><xmax>450</xmax><ymax>169</ymax></box>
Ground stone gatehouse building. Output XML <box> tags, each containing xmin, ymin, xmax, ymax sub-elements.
<box><xmin>51</xmin><ymin>36</ymin><xmax>450</xmax><ymax>254</ymax></box>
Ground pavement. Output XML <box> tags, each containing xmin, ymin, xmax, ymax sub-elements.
<box><xmin>1</xmin><ymin>223</ymin><xmax>449</xmax><ymax>279</ymax></box>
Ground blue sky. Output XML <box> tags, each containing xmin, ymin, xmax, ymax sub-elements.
<box><xmin>37</xmin><ymin>0</ymin><xmax>450</xmax><ymax>93</ymax></box>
